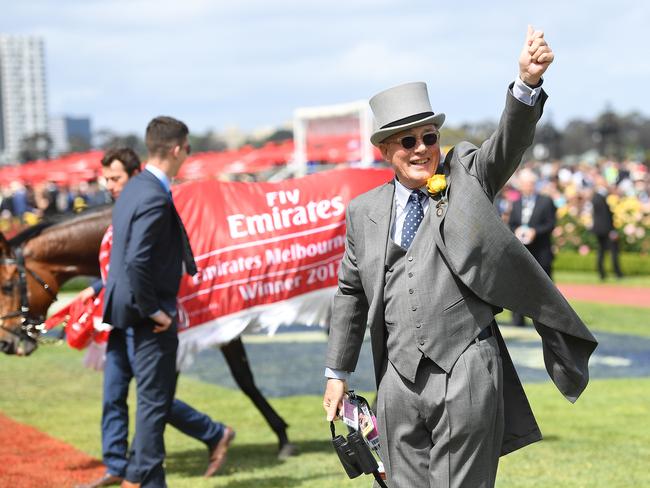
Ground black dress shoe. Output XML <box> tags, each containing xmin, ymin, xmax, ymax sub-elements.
<box><xmin>75</xmin><ymin>473</ymin><xmax>123</xmax><ymax>488</ymax></box>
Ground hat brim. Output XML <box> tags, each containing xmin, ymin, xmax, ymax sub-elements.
<box><xmin>371</xmin><ymin>113</ymin><xmax>446</xmax><ymax>146</ymax></box>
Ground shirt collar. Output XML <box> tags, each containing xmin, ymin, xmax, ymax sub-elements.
<box><xmin>394</xmin><ymin>178</ymin><xmax>427</xmax><ymax>210</ymax></box>
<box><xmin>145</xmin><ymin>164</ymin><xmax>171</xmax><ymax>193</ymax></box>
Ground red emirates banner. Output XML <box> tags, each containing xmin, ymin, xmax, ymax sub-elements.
<box><xmin>172</xmin><ymin>168</ymin><xmax>392</xmax><ymax>367</ymax></box>
<box><xmin>45</xmin><ymin>168</ymin><xmax>393</xmax><ymax>368</ymax></box>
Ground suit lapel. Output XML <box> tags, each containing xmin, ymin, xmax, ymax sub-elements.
<box><xmin>364</xmin><ymin>181</ymin><xmax>394</xmax><ymax>327</ymax></box>
<box><xmin>528</xmin><ymin>196</ymin><xmax>542</xmax><ymax>226</ymax></box>
<box><xmin>427</xmin><ymin>162</ymin><xmax>454</xmax><ymax>272</ymax></box>
<box><xmin>511</xmin><ymin>200</ymin><xmax>522</xmax><ymax>225</ymax></box>
<box><xmin>140</xmin><ymin>170</ymin><xmax>196</xmax><ymax>275</ymax></box>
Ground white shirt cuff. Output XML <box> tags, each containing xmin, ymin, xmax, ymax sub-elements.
<box><xmin>512</xmin><ymin>76</ymin><xmax>542</xmax><ymax>106</ymax></box>
<box><xmin>325</xmin><ymin>368</ymin><xmax>350</xmax><ymax>382</ymax></box>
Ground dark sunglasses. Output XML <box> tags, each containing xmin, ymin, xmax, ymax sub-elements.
<box><xmin>183</xmin><ymin>144</ymin><xmax>192</xmax><ymax>155</ymax></box>
<box><xmin>390</xmin><ymin>132</ymin><xmax>438</xmax><ymax>150</ymax></box>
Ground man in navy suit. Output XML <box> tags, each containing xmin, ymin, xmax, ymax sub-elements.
<box><xmin>509</xmin><ymin>168</ymin><xmax>557</xmax><ymax>326</ymax></box>
<box><xmin>590</xmin><ymin>175</ymin><xmax>623</xmax><ymax>280</ymax></box>
<box><xmin>76</xmin><ymin>148</ymin><xmax>234</xmax><ymax>488</ymax></box>
<box><xmin>103</xmin><ymin>116</ymin><xmax>197</xmax><ymax>488</ymax></box>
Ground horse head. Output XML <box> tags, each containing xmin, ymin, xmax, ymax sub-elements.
<box><xmin>0</xmin><ymin>231</ymin><xmax>39</xmax><ymax>356</ymax></box>
<box><xmin>0</xmin><ymin>209</ymin><xmax>111</xmax><ymax>356</ymax></box>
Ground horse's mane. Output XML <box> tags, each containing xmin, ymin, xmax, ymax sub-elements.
<box><xmin>8</xmin><ymin>221</ymin><xmax>59</xmax><ymax>247</ymax></box>
<box><xmin>8</xmin><ymin>205</ymin><xmax>113</xmax><ymax>247</ymax></box>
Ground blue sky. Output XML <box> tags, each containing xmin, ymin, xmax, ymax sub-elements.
<box><xmin>1</xmin><ymin>0</ymin><xmax>647</xmax><ymax>135</ymax></box>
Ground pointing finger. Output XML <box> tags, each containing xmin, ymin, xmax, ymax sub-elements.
<box><xmin>325</xmin><ymin>400</ymin><xmax>339</xmax><ymax>421</ymax></box>
<box><xmin>326</xmin><ymin>407</ymin><xmax>337</xmax><ymax>422</ymax></box>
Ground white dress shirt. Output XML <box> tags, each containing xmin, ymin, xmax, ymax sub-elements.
<box><xmin>145</xmin><ymin>163</ymin><xmax>172</xmax><ymax>193</ymax></box>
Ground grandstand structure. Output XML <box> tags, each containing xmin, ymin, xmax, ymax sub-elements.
<box><xmin>291</xmin><ymin>100</ymin><xmax>376</xmax><ymax>176</ymax></box>
<box><xmin>0</xmin><ymin>100</ymin><xmax>383</xmax><ymax>185</ymax></box>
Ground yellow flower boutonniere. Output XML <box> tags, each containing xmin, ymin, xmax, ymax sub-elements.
<box><xmin>426</xmin><ymin>174</ymin><xmax>447</xmax><ymax>196</ymax></box>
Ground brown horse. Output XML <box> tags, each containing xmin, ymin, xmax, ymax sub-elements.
<box><xmin>0</xmin><ymin>207</ymin><xmax>294</xmax><ymax>454</ymax></box>
<box><xmin>0</xmin><ymin>208</ymin><xmax>109</xmax><ymax>355</ymax></box>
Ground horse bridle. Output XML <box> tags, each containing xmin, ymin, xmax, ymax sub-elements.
<box><xmin>0</xmin><ymin>246</ymin><xmax>58</xmax><ymax>344</ymax></box>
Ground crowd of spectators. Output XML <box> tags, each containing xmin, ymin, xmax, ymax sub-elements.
<box><xmin>1</xmin><ymin>157</ymin><xmax>649</xmax><ymax>256</ymax></box>
<box><xmin>499</xmin><ymin>158</ymin><xmax>650</xmax><ymax>255</ymax></box>
<box><xmin>0</xmin><ymin>179</ymin><xmax>110</xmax><ymax>235</ymax></box>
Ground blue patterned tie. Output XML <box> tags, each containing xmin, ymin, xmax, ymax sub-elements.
<box><xmin>401</xmin><ymin>191</ymin><xmax>425</xmax><ymax>249</ymax></box>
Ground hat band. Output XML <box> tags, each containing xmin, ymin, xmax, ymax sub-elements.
<box><xmin>380</xmin><ymin>111</ymin><xmax>435</xmax><ymax>129</ymax></box>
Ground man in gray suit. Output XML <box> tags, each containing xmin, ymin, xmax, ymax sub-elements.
<box><xmin>323</xmin><ymin>27</ymin><xmax>597</xmax><ymax>488</ymax></box>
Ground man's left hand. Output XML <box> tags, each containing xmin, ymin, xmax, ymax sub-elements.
<box><xmin>515</xmin><ymin>225</ymin><xmax>536</xmax><ymax>245</ymax></box>
<box><xmin>526</xmin><ymin>227</ymin><xmax>537</xmax><ymax>243</ymax></box>
<box><xmin>77</xmin><ymin>286</ymin><xmax>96</xmax><ymax>302</ymax></box>
<box><xmin>151</xmin><ymin>310</ymin><xmax>173</xmax><ymax>333</ymax></box>
<box><xmin>323</xmin><ymin>379</ymin><xmax>347</xmax><ymax>421</ymax></box>
<box><xmin>519</xmin><ymin>25</ymin><xmax>554</xmax><ymax>86</ymax></box>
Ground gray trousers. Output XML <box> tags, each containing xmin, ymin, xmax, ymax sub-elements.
<box><xmin>376</xmin><ymin>335</ymin><xmax>504</xmax><ymax>488</ymax></box>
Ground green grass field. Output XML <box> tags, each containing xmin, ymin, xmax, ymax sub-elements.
<box><xmin>0</xmin><ymin>345</ymin><xmax>648</xmax><ymax>487</ymax></box>
<box><xmin>1</xmin><ymin>277</ymin><xmax>649</xmax><ymax>487</ymax></box>
<box><xmin>554</xmin><ymin>271</ymin><xmax>650</xmax><ymax>287</ymax></box>
<box><xmin>496</xmin><ymin>299</ymin><xmax>650</xmax><ymax>338</ymax></box>
<box><xmin>568</xmin><ymin>301</ymin><xmax>650</xmax><ymax>337</ymax></box>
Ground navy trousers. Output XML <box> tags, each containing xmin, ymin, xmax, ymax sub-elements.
<box><xmin>103</xmin><ymin>326</ymin><xmax>224</xmax><ymax>484</ymax></box>
<box><xmin>596</xmin><ymin>234</ymin><xmax>623</xmax><ymax>279</ymax></box>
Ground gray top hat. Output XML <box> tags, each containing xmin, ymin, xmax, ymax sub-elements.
<box><xmin>369</xmin><ymin>81</ymin><xmax>445</xmax><ymax>146</ymax></box>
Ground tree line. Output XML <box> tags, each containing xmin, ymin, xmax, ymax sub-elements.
<box><xmin>17</xmin><ymin>109</ymin><xmax>650</xmax><ymax>164</ymax></box>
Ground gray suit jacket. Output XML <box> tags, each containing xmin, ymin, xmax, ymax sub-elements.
<box><xmin>325</xmin><ymin>86</ymin><xmax>598</xmax><ymax>455</ymax></box>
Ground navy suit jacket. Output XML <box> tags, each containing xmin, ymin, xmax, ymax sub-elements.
<box><xmin>509</xmin><ymin>194</ymin><xmax>556</xmax><ymax>270</ymax></box>
<box><xmin>591</xmin><ymin>192</ymin><xmax>614</xmax><ymax>236</ymax></box>
<box><xmin>103</xmin><ymin>170</ymin><xmax>185</xmax><ymax>328</ymax></box>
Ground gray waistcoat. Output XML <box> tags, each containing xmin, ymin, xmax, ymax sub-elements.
<box><xmin>384</xmin><ymin>196</ymin><xmax>495</xmax><ymax>382</ymax></box>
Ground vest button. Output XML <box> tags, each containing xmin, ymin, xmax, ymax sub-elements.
<box><xmin>412</xmin><ymin>306</ymin><xmax>417</xmax><ymax>311</ymax></box>
<box><xmin>416</xmin><ymin>323</ymin><xmax>421</xmax><ymax>328</ymax></box>
<box><xmin>419</xmin><ymin>340</ymin><xmax>425</xmax><ymax>346</ymax></box>
<box><xmin>409</xmin><ymin>289</ymin><xmax>414</xmax><ymax>294</ymax></box>
<box><xmin>408</xmin><ymin>256</ymin><xmax>413</xmax><ymax>262</ymax></box>
<box><xmin>408</xmin><ymin>272</ymin><xmax>413</xmax><ymax>278</ymax></box>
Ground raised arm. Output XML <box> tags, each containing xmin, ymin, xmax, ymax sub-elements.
<box><xmin>468</xmin><ymin>26</ymin><xmax>555</xmax><ymax>199</ymax></box>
